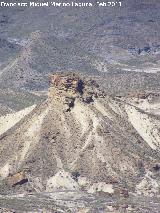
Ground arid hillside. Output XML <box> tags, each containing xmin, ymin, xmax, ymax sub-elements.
<box><xmin>0</xmin><ymin>0</ymin><xmax>160</xmax><ymax>91</ymax></box>
<box><xmin>0</xmin><ymin>73</ymin><xmax>160</xmax><ymax>212</ymax></box>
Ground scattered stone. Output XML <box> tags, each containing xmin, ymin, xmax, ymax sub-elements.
<box><xmin>46</xmin><ymin>170</ymin><xmax>79</xmax><ymax>192</ymax></box>
<box><xmin>87</xmin><ymin>182</ymin><xmax>114</xmax><ymax>194</ymax></box>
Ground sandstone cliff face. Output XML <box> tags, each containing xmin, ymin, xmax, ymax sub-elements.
<box><xmin>0</xmin><ymin>73</ymin><xmax>160</xmax><ymax>211</ymax></box>
<box><xmin>49</xmin><ymin>72</ymin><xmax>104</xmax><ymax>111</ymax></box>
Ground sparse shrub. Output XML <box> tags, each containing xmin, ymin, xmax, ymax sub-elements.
<box><xmin>71</xmin><ymin>171</ymin><xmax>80</xmax><ymax>181</ymax></box>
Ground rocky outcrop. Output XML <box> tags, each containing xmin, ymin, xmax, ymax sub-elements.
<box><xmin>49</xmin><ymin>72</ymin><xmax>104</xmax><ymax>111</ymax></box>
<box><xmin>7</xmin><ymin>171</ymin><xmax>28</xmax><ymax>187</ymax></box>
<box><xmin>50</xmin><ymin>73</ymin><xmax>83</xmax><ymax>94</ymax></box>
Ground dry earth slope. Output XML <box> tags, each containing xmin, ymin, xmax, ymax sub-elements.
<box><xmin>0</xmin><ymin>73</ymin><xmax>160</xmax><ymax>212</ymax></box>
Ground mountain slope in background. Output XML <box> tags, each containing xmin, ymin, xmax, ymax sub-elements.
<box><xmin>0</xmin><ymin>0</ymin><xmax>160</xmax><ymax>91</ymax></box>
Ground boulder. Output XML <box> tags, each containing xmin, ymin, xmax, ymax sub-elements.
<box><xmin>7</xmin><ymin>171</ymin><xmax>28</xmax><ymax>187</ymax></box>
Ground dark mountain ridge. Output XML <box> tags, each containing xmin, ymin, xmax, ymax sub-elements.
<box><xmin>0</xmin><ymin>0</ymin><xmax>160</xmax><ymax>92</ymax></box>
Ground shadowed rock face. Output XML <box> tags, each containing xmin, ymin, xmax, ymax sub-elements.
<box><xmin>51</xmin><ymin>73</ymin><xmax>80</xmax><ymax>88</ymax></box>
<box><xmin>50</xmin><ymin>72</ymin><xmax>84</xmax><ymax>95</ymax></box>
<box><xmin>49</xmin><ymin>72</ymin><xmax>104</xmax><ymax>110</ymax></box>
<box><xmin>7</xmin><ymin>171</ymin><xmax>28</xmax><ymax>187</ymax></box>
<box><xmin>0</xmin><ymin>73</ymin><xmax>160</xmax><ymax>212</ymax></box>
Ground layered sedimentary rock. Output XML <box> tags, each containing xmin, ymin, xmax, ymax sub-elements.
<box><xmin>0</xmin><ymin>73</ymin><xmax>159</xmax><ymax>203</ymax></box>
